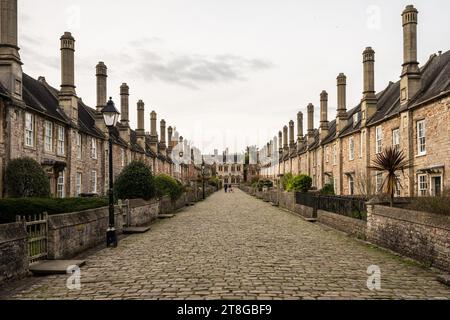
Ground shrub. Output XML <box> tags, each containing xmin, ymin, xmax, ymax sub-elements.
<box><xmin>287</xmin><ymin>174</ymin><xmax>312</xmax><ymax>193</ymax></box>
<box><xmin>114</xmin><ymin>161</ymin><xmax>155</xmax><ymax>200</ymax></box>
<box><xmin>320</xmin><ymin>183</ymin><xmax>335</xmax><ymax>195</ymax></box>
<box><xmin>256</xmin><ymin>179</ymin><xmax>273</xmax><ymax>191</ymax></box>
<box><xmin>281</xmin><ymin>173</ymin><xmax>294</xmax><ymax>190</ymax></box>
<box><xmin>0</xmin><ymin>197</ymin><xmax>108</xmax><ymax>224</ymax></box>
<box><xmin>403</xmin><ymin>196</ymin><xmax>450</xmax><ymax>216</ymax></box>
<box><xmin>5</xmin><ymin>157</ymin><xmax>51</xmax><ymax>198</ymax></box>
<box><xmin>208</xmin><ymin>176</ymin><xmax>220</xmax><ymax>188</ymax></box>
<box><xmin>154</xmin><ymin>174</ymin><xmax>184</xmax><ymax>201</ymax></box>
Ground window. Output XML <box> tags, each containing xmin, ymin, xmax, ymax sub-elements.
<box><xmin>57</xmin><ymin>171</ymin><xmax>65</xmax><ymax>198</ymax></box>
<box><xmin>375</xmin><ymin>126</ymin><xmax>382</xmax><ymax>154</ymax></box>
<box><xmin>353</xmin><ymin>113</ymin><xmax>359</xmax><ymax>127</ymax></box>
<box><xmin>76</xmin><ymin>173</ymin><xmax>82</xmax><ymax>197</ymax></box>
<box><xmin>25</xmin><ymin>112</ymin><xmax>34</xmax><ymax>147</ymax></box>
<box><xmin>392</xmin><ymin>129</ymin><xmax>400</xmax><ymax>150</ymax></box>
<box><xmin>44</xmin><ymin>121</ymin><xmax>53</xmax><ymax>152</ymax></box>
<box><xmin>349</xmin><ymin>176</ymin><xmax>354</xmax><ymax>195</ymax></box>
<box><xmin>91</xmin><ymin>170</ymin><xmax>97</xmax><ymax>194</ymax></box>
<box><xmin>57</xmin><ymin>125</ymin><xmax>65</xmax><ymax>155</ymax></box>
<box><xmin>349</xmin><ymin>137</ymin><xmax>354</xmax><ymax>161</ymax></box>
<box><xmin>333</xmin><ymin>144</ymin><xmax>337</xmax><ymax>165</ymax></box>
<box><xmin>417</xmin><ymin>120</ymin><xmax>426</xmax><ymax>155</ymax></box>
<box><xmin>325</xmin><ymin>146</ymin><xmax>329</xmax><ymax>163</ymax></box>
<box><xmin>91</xmin><ymin>138</ymin><xmax>97</xmax><ymax>159</ymax></box>
<box><xmin>418</xmin><ymin>174</ymin><xmax>428</xmax><ymax>196</ymax></box>
<box><xmin>395</xmin><ymin>175</ymin><xmax>401</xmax><ymax>197</ymax></box>
<box><xmin>376</xmin><ymin>172</ymin><xmax>383</xmax><ymax>194</ymax></box>
<box><xmin>360</xmin><ymin>131</ymin><xmax>364</xmax><ymax>158</ymax></box>
<box><xmin>76</xmin><ymin>133</ymin><xmax>82</xmax><ymax>159</ymax></box>
<box><xmin>121</xmin><ymin>149</ymin><xmax>125</xmax><ymax>167</ymax></box>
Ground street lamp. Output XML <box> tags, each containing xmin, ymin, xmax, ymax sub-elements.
<box><xmin>201</xmin><ymin>157</ymin><xmax>206</xmax><ymax>200</ymax></box>
<box><xmin>102</xmin><ymin>97</ymin><xmax>120</xmax><ymax>248</ymax></box>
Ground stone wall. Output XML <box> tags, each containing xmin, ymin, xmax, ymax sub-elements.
<box><xmin>47</xmin><ymin>206</ymin><xmax>124</xmax><ymax>260</ymax></box>
<box><xmin>317</xmin><ymin>210</ymin><xmax>366</xmax><ymax>239</ymax></box>
<box><xmin>124</xmin><ymin>199</ymin><xmax>159</xmax><ymax>227</ymax></box>
<box><xmin>0</xmin><ymin>222</ymin><xmax>28</xmax><ymax>283</ymax></box>
<box><xmin>367</xmin><ymin>204</ymin><xmax>450</xmax><ymax>272</ymax></box>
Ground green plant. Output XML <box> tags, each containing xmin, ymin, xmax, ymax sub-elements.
<box><xmin>208</xmin><ymin>176</ymin><xmax>220</xmax><ymax>188</ymax></box>
<box><xmin>287</xmin><ymin>174</ymin><xmax>312</xmax><ymax>193</ymax></box>
<box><xmin>114</xmin><ymin>161</ymin><xmax>155</xmax><ymax>200</ymax></box>
<box><xmin>0</xmin><ymin>197</ymin><xmax>108</xmax><ymax>224</ymax></box>
<box><xmin>5</xmin><ymin>157</ymin><xmax>51</xmax><ymax>198</ymax></box>
<box><xmin>368</xmin><ymin>147</ymin><xmax>412</xmax><ymax>207</ymax></box>
<box><xmin>320</xmin><ymin>183</ymin><xmax>335</xmax><ymax>195</ymax></box>
<box><xmin>256</xmin><ymin>179</ymin><xmax>273</xmax><ymax>191</ymax></box>
<box><xmin>281</xmin><ymin>173</ymin><xmax>294</xmax><ymax>190</ymax></box>
<box><xmin>154</xmin><ymin>174</ymin><xmax>184</xmax><ymax>202</ymax></box>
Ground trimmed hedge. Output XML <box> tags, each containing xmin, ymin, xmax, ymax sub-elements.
<box><xmin>287</xmin><ymin>174</ymin><xmax>312</xmax><ymax>193</ymax></box>
<box><xmin>0</xmin><ymin>197</ymin><xmax>108</xmax><ymax>224</ymax></box>
<box><xmin>5</xmin><ymin>157</ymin><xmax>51</xmax><ymax>198</ymax></box>
<box><xmin>114</xmin><ymin>161</ymin><xmax>155</xmax><ymax>201</ymax></box>
<box><xmin>154</xmin><ymin>174</ymin><xmax>184</xmax><ymax>201</ymax></box>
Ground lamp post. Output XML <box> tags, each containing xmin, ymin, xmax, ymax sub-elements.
<box><xmin>102</xmin><ymin>97</ymin><xmax>120</xmax><ymax>248</ymax></box>
<box><xmin>201</xmin><ymin>157</ymin><xmax>206</xmax><ymax>200</ymax></box>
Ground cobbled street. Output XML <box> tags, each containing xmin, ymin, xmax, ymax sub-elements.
<box><xmin>1</xmin><ymin>190</ymin><xmax>449</xmax><ymax>300</ymax></box>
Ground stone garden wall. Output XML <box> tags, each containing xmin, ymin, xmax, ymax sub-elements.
<box><xmin>317</xmin><ymin>210</ymin><xmax>366</xmax><ymax>239</ymax></box>
<box><xmin>367</xmin><ymin>204</ymin><xmax>450</xmax><ymax>272</ymax></box>
<box><xmin>0</xmin><ymin>222</ymin><xmax>28</xmax><ymax>283</ymax></box>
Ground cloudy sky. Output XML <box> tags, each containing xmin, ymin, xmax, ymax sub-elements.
<box><xmin>18</xmin><ymin>0</ymin><xmax>449</xmax><ymax>153</ymax></box>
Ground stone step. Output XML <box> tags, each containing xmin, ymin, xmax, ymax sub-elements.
<box><xmin>123</xmin><ymin>226</ymin><xmax>151</xmax><ymax>234</ymax></box>
<box><xmin>158</xmin><ymin>214</ymin><xmax>175</xmax><ymax>219</ymax></box>
<box><xmin>30</xmin><ymin>260</ymin><xmax>86</xmax><ymax>275</ymax></box>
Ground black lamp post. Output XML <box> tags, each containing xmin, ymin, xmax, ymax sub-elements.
<box><xmin>201</xmin><ymin>157</ymin><xmax>206</xmax><ymax>200</ymax></box>
<box><xmin>102</xmin><ymin>97</ymin><xmax>120</xmax><ymax>248</ymax></box>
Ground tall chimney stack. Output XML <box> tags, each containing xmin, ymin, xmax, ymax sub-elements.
<box><xmin>59</xmin><ymin>32</ymin><xmax>78</xmax><ymax>123</ymax></box>
<box><xmin>160</xmin><ymin>119</ymin><xmax>167</xmax><ymax>151</ymax></box>
<box><xmin>167</xmin><ymin>126</ymin><xmax>173</xmax><ymax>150</ymax></box>
<box><xmin>96</xmin><ymin>62</ymin><xmax>107</xmax><ymax>112</ymax></box>
<box><xmin>278</xmin><ymin>131</ymin><xmax>283</xmax><ymax>155</ymax></box>
<box><xmin>297</xmin><ymin>112</ymin><xmax>304</xmax><ymax>144</ymax></box>
<box><xmin>320</xmin><ymin>90</ymin><xmax>329</xmax><ymax>140</ymax></box>
<box><xmin>400</xmin><ymin>5</ymin><xmax>421</xmax><ymax>106</ymax></box>
<box><xmin>120</xmin><ymin>83</ymin><xmax>129</xmax><ymax>126</ymax></box>
<box><xmin>361</xmin><ymin>47</ymin><xmax>377</xmax><ymax>126</ymax></box>
<box><xmin>289</xmin><ymin>120</ymin><xmax>295</xmax><ymax>148</ymax></box>
<box><xmin>336</xmin><ymin>73</ymin><xmax>348</xmax><ymax>134</ymax></box>
<box><xmin>307</xmin><ymin>103</ymin><xmax>315</xmax><ymax>145</ymax></box>
<box><xmin>136</xmin><ymin>100</ymin><xmax>145</xmax><ymax>148</ymax></box>
<box><xmin>283</xmin><ymin>126</ymin><xmax>288</xmax><ymax>151</ymax></box>
<box><xmin>0</xmin><ymin>0</ymin><xmax>23</xmax><ymax>100</ymax></box>
<box><xmin>150</xmin><ymin>111</ymin><xmax>158</xmax><ymax>153</ymax></box>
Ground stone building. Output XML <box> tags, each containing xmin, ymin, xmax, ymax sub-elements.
<box><xmin>260</xmin><ymin>5</ymin><xmax>450</xmax><ymax>197</ymax></box>
<box><xmin>0</xmin><ymin>0</ymin><xmax>192</xmax><ymax>198</ymax></box>
<box><xmin>208</xmin><ymin>150</ymin><xmax>245</xmax><ymax>186</ymax></box>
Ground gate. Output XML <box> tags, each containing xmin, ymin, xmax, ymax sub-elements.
<box><xmin>16</xmin><ymin>213</ymin><xmax>48</xmax><ymax>264</ymax></box>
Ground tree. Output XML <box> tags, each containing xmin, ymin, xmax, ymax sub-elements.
<box><xmin>368</xmin><ymin>147</ymin><xmax>411</xmax><ymax>207</ymax></box>
<box><xmin>5</xmin><ymin>157</ymin><xmax>51</xmax><ymax>198</ymax></box>
<box><xmin>154</xmin><ymin>174</ymin><xmax>184</xmax><ymax>202</ymax></box>
<box><xmin>114</xmin><ymin>161</ymin><xmax>155</xmax><ymax>200</ymax></box>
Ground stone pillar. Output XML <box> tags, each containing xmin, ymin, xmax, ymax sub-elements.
<box><xmin>96</xmin><ymin>62</ymin><xmax>107</xmax><ymax>112</ymax></box>
<box><xmin>283</xmin><ymin>126</ymin><xmax>288</xmax><ymax>150</ymax></box>
<box><xmin>120</xmin><ymin>83</ymin><xmax>129</xmax><ymax>126</ymax></box>
<box><xmin>400</xmin><ymin>5</ymin><xmax>421</xmax><ymax>106</ymax></box>
<box><xmin>59</xmin><ymin>32</ymin><xmax>77</xmax><ymax>123</ymax></box>
<box><xmin>336</xmin><ymin>73</ymin><xmax>348</xmax><ymax>134</ymax></box>
<box><xmin>361</xmin><ymin>47</ymin><xmax>377</xmax><ymax>126</ymax></box>
<box><xmin>320</xmin><ymin>91</ymin><xmax>329</xmax><ymax>140</ymax></box>
<box><xmin>307</xmin><ymin>103</ymin><xmax>315</xmax><ymax>145</ymax></box>
<box><xmin>0</xmin><ymin>0</ymin><xmax>23</xmax><ymax>100</ymax></box>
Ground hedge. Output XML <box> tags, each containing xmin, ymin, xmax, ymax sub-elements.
<box><xmin>154</xmin><ymin>174</ymin><xmax>184</xmax><ymax>202</ymax></box>
<box><xmin>114</xmin><ymin>161</ymin><xmax>155</xmax><ymax>200</ymax></box>
<box><xmin>0</xmin><ymin>197</ymin><xmax>108</xmax><ymax>224</ymax></box>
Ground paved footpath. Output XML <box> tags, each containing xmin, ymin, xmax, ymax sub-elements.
<box><xmin>1</xmin><ymin>190</ymin><xmax>449</xmax><ymax>300</ymax></box>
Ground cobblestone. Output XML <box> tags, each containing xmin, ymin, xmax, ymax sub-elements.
<box><xmin>1</xmin><ymin>189</ymin><xmax>449</xmax><ymax>300</ymax></box>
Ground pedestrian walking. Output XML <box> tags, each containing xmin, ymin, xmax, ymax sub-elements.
<box><xmin>224</xmin><ymin>184</ymin><xmax>228</xmax><ymax>193</ymax></box>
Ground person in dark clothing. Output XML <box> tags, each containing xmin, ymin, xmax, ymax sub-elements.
<box><xmin>224</xmin><ymin>184</ymin><xmax>228</xmax><ymax>193</ymax></box>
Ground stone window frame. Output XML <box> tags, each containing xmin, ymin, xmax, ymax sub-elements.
<box><xmin>57</xmin><ymin>125</ymin><xmax>65</xmax><ymax>156</ymax></box>
<box><xmin>91</xmin><ymin>137</ymin><xmax>98</xmax><ymax>159</ymax></box>
<box><xmin>417</xmin><ymin>120</ymin><xmax>426</xmax><ymax>156</ymax></box>
<box><xmin>360</xmin><ymin>131</ymin><xmax>364</xmax><ymax>159</ymax></box>
<box><xmin>44</xmin><ymin>120</ymin><xmax>53</xmax><ymax>153</ymax></box>
<box><xmin>348</xmin><ymin>175</ymin><xmax>355</xmax><ymax>195</ymax></box>
<box><xmin>76</xmin><ymin>172</ymin><xmax>82</xmax><ymax>197</ymax></box>
<box><xmin>392</xmin><ymin>128</ymin><xmax>400</xmax><ymax>150</ymax></box>
<box><xmin>349</xmin><ymin>137</ymin><xmax>355</xmax><ymax>161</ymax></box>
<box><xmin>57</xmin><ymin>170</ymin><xmax>65</xmax><ymax>198</ymax></box>
<box><xmin>332</xmin><ymin>144</ymin><xmax>337</xmax><ymax>166</ymax></box>
<box><xmin>76</xmin><ymin>132</ymin><xmax>82</xmax><ymax>159</ymax></box>
<box><xmin>375</xmin><ymin>126</ymin><xmax>383</xmax><ymax>154</ymax></box>
<box><xmin>121</xmin><ymin>148</ymin><xmax>125</xmax><ymax>167</ymax></box>
<box><xmin>91</xmin><ymin>170</ymin><xmax>98</xmax><ymax>194</ymax></box>
<box><xmin>325</xmin><ymin>146</ymin><xmax>329</xmax><ymax>163</ymax></box>
<box><xmin>24</xmin><ymin>112</ymin><xmax>35</xmax><ymax>148</ymax></box>
<box><xmin>375</xmin><ymin>172</ymin><xmax>383</xmax><ymax>194</ymax></box>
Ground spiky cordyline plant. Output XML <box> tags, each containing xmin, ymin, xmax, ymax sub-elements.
<box><xmin>368</xmin><ymin>147</ymin><xmax>412</xmax><ymax>207</ymax></box>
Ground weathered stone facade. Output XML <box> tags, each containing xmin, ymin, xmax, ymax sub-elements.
<box><xmin>260</xmin><ymin>5</ymin><xmax>450</xmax><ymax>198</ymax></box>
<box><xmin>0</xmin><ymin>222</ymin><xmax>28</xmax><ymax>283</ymax></box>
